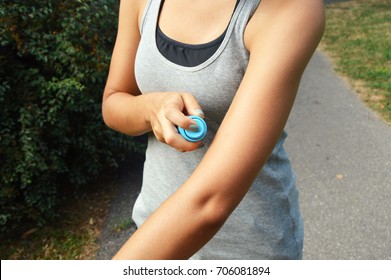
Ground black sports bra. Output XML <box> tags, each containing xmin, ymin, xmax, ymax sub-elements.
<box><xmin>156</xmin><ymin>0</ymin><xmax>240</xmax><ymax>67</ymax></box>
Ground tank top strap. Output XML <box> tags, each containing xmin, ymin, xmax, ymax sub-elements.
<box><xmin>139</xmin><ymin>0</ymin><xmax>157</xmax><ymax>36</ymax></box>
<box><xmin>233</xmin><ymin>0</ymin><xmax>262</xmax><ymax>35</ymax></box>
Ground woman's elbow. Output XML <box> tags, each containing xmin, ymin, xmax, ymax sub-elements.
<box><xmin>198</xmin><ymin>197</ymin><xmax>235</xmax><ymax>231</ymax></box>
<box><xmin>101</xmin><ymin>96</ymin><xmax>126</xmax><ymax>133</ymax></box>
<box><xmin>101</xmin><ymin>99</ymin><xmax>116</xmax><ymax>130</ymax></box>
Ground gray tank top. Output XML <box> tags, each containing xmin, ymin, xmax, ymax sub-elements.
<box><xmin>132</xmin><ymin>0</ymin><xmax>303</xmax><ymax>259</ymax></box>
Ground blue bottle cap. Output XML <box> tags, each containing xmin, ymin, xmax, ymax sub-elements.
<box><xmin>178</xmin><ymin>116</ymin><xmax>207</xmax><ymax>142</ymax></box>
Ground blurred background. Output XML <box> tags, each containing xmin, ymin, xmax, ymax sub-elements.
<box><xmin>0</xmin><ymin>0</ymin><xmax>145</xmax><ymax>259</ymax></box>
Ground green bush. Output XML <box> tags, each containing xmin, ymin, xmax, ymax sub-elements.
<box><xmin>0</xmin><ymin>0</ymin><xmax>141</xmax><ymax>235</ymax></box>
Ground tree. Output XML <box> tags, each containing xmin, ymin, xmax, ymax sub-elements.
<box><xmin>0</xmin><ymin>0</ymin><xmax>140</xmax><ymax>235</ymax></box>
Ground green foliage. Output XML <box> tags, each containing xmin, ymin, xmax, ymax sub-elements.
<box><xmin>0</xmin><ymin>0</ymin><xmax>143</xmax><ymax>235</ymax></box>
<box><xmin>323</xmin><ymin>0</ymin><xmax>391</xmax><ymax>122</ymax></box>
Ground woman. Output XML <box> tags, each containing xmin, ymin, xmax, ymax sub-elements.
<box><xmin>102</xmin><ymin>0</ymin><xmax>325</xmax><ymax>259</ymax></box>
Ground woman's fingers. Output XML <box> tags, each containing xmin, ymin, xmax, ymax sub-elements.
<box><xmin>164</xmin><ymin>92</ymin><xmax>204</xmax><ymax>130</ymax></box>
<box><xmin>181</xmin><ymin>93</ymin><xmax>205</xmax><ymax>118</ymax></box>
<box><xmin>160</xmin><ymin>117</ymin><xmax>201</xmax><ymax>152</ymax></box>
<box><xmin>150</xmin><ymin>92</ymin><xmax>204</xmax><ymax>152</ymax></box>
<box><xmin>164</xmin><ymin>104</ymin><xmax>196</xmax><ymax>131</ymax></box>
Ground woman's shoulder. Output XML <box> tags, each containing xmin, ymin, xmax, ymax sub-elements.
<box><xmin>245</xmin><ymin>0</ymin><xmax>325</xmax><ymax>50</ymax></box>
<box><xmin>117</xmin><ymin>0</ymin><xmax>149</xmax><ymax>31</ymax></box>
<box><xmin>249</xmin><ymin>0</ymin><xmax>325</xmax><ymax>27</ymax></box>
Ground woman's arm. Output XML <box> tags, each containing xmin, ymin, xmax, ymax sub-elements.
<box><xmin>102</xmin><ymin>0</ymin><xmax>144</xmax><ymax>132</ymax></box>
<box><xmin>113</xmin><ymin>0</ymin><xmax>325</xmax><ymax>259</ymax></box>
<box><xmin>102</xmin><ymin>0</ymin><xmax>203</xmax><ymax>151</ymax></box>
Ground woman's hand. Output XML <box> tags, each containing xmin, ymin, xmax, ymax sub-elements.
<box><xmin>147</xmin><ymin>92</ymin><xmax>205</xmax><ymax>152</ymax></box>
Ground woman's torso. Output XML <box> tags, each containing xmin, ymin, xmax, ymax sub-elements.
<box><xmin>132</xmin><ymin>0</ymin><xmax>304</xmax><ymax>259</ymax></box>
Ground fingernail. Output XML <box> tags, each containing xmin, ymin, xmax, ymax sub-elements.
<box><xmin>189</xmin><ymin>124</ymin><xmax>199</xmax><ymax>132</ymax></box>
<box><xmin>194</xmin><ymin>109</ymin><xmax>204</xmax><ymax>117</ymax></box>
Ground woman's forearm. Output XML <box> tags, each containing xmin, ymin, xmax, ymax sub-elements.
<box><xmin>102</xmin><ymin>90</ymin><xmax>205</xmax><ymax>151</ymax></box>
<box><xmin>102</xmin><ymin>91</ymin><xmax>160</xmax><ymax>136</ymax></box>
<box><xmin>112</xmin><ymin>182</ymin><xmax>225</xmax><ymax>260</ymax></box>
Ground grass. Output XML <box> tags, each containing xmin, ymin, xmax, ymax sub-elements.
<box><xmin>321</xmin><ymin>0</ymin><xmax>391</xmax><ymax>123</ymax></box>
<box><xmin>113</xmin><ymin>218</ymin><xmax>134</xmax><ymax>234</ymax></box>
<box><xmin>0</xmin><ymin>148</ymin><xmax>145</xmax><ymax>260</ymax></box>
<box><xmin>0</xmin><ymin>177</ymin><xmax>119</xmax><ymax>260</ymax></box>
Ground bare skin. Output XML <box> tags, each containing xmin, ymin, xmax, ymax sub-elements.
<box><xmin>103</xmin><ymin>0</ymin><xmax>325</xmax><ymax>259</ymax></box>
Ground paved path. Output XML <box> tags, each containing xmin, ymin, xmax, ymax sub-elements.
<box><xmin>96</xmin><ymin>154</ymin><xmax>142</xmax><ymax>260</ymax></box>
<box><xmin>96</xmin><ymin>50</ymin><xmax>391</xmax><ymax>260</ymax></box>
<box><xmin>284</xmin><ymin>51</ymin><xmax>391</xmax><ymax>259</ymax></box>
